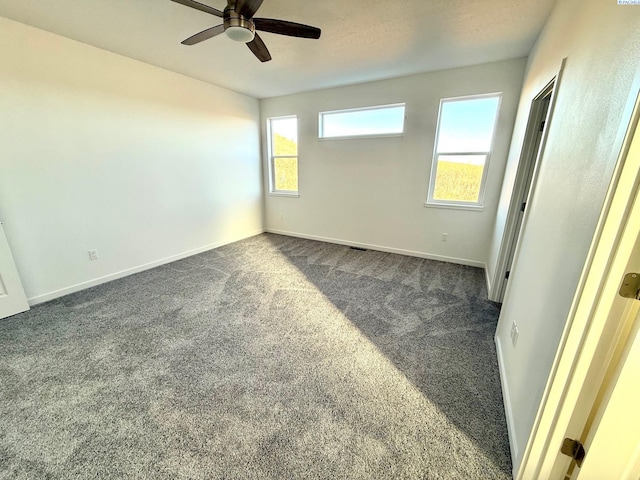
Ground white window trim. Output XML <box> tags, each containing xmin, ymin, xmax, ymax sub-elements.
<box><xmin>423</xmin><ymin>202</ymin><xmax>485</xmax><ymax>212</ymax></box>
<box><xmin>267</xmin><ymin>115</ymin><xmax>299</xmax><ymax>196</ymax></box>
<box><xmin>318</xmin><ymin>103</ymin><xmax>406</xmax><ymax>140</ymax></box>
<box><xmin>425</xmin><ymin>93</ymin><xmax>502</xmax><ymax>209</ymax></box>
<box><xmin>270</xmin><ymin>191</ymin><xmax>300</xmax><ymax>198</ymax></box>
<box><xmin>318</xmin><ymin>133</ymin><xmax>404</xmax><ymax>142</ymax></box>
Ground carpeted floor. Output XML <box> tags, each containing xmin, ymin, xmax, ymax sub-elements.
<box><xmin>0</xmin><ymin>233</ymin><xmax>512</xmax><ymax>479</ymax></box>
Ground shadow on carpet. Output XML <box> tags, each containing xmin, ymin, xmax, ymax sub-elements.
<box><xmin>0</xmin><ymin>233</ymin><xmax>511</xmax><ymax>479</ymax></box>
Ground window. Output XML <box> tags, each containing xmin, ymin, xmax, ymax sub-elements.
<box><xmin>319</xmin><ymin>103</ymin><xmax>406</xmax><ymax>139</ymax></box>
<box><xmin>426</xmin><ymin>94</ymin><xmax>501</xmax><ymax>208</ymax></box>
<box><xmin>267</xmin><ymin>116</ymin><xmax>298</xmax><ymax>195</ymax></box>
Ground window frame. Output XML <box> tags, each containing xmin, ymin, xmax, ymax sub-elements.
<box><xmin>425</xmin><ymin>93</ymin><xmax>502</xmax><ymax>211</ymax></box>
<box><xmin>267</xmin><ymin>115</ymin><xmax>299</xmax><ymax>197</ymax></box>
<box><xmin>318</xmin><ymin>103</ymin><xmax>406</xmax><ymax>140</ymax></box>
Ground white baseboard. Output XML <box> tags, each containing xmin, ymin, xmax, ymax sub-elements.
<box><xmin>27</xmin><ymin>229</ymin><xmax>265</xmax><ymax>306</ymax></box>
<box><xmin>265</xmin><ymin>228</ymin><xmax>484</xmax><ymax>268</ymax></box>
<box><xmin>495</xmin><ymin>335</ymin><xmax>519</xmax><ymax>471</ymax></box>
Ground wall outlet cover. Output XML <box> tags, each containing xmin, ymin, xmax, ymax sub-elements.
<box><xmin>510</xmin><ymin>322</ymin><xmax>519</xmax><ymax>347</ymax></box>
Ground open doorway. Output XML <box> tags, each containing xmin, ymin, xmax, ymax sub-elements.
<box><xmin>490</xmin><ymin>72</ymin><xmax>561</xmax><ymax>303</ymax></box>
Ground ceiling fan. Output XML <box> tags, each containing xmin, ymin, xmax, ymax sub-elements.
<box><xmin>171</xmin><ymin>0</ymin><xmax>321</xmax><ymax>62</ymax></box>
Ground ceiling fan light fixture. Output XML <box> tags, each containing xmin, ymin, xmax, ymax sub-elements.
<box><xmin>225</xmin><ymin>25</ymin><xmax>255</xmax><ymax>43</ymax></box>
<box><xmin>172</xmin><ymin>0</ymin><xmax>321</xmax><ymax>62</ymax></box>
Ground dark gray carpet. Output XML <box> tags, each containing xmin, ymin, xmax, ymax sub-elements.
<box><xmin>0</xmin><ymin>233</ymin><xmax>511</xmax><ymax>479</ymax></box>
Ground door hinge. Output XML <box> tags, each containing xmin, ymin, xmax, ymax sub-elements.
<box><xmin>520</xmin><ymin>202</ymin><xmax>526</xmax><ymax>212</ymax></box>
<box><xmin>619</xmin><ymin>273</ymin><xmax>640</xmax><ymax>300</ymax></box>
<box><xmin>505</xmin><ymin>271</ymin><xmax>510</xmax><ymax>280</ymax></box>
<box><xmin>540</xmin><ymin>120</ymin><xmax>546</xmax><ymax>132</ymax></box>
<box><xmin>561</xmin><ymin>438</ymin><xmax>586</xmax><ymax>468</ymax></box>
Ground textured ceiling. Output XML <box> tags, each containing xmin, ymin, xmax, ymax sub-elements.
<box><xmin>0</xmin><ymin>0</ymin><xmax>557</xmax><ymax>99</ymax></box>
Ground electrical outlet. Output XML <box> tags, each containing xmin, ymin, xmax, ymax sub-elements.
<box><xmin>88</xmin><ymin>249</ymin><xmax>99</xmax><ymax>261</ymax></box>
<box><xmin>442</xmin><ymin>233</ymin><xmax>448</xmax><ymax>242</ymax></box>
<box><xmin>279</xmin><ymin>213</ymin><xmax>284</xmax><ymax>221</ymax></box>
<box><xmin>510</xmin><ymin>321</ymin><xmax>519</xmax><ymax>347</ymax></box>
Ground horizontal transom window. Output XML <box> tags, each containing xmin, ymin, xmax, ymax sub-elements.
<box><xmin>319</xmin><ymin>103</ymin><xmax>406</xmax><ymax>139</ymax></box>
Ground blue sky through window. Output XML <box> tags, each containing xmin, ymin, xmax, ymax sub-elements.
<box><xmin>437</xmin><ymin>96</ymin><xmax>500</xmax><ymax>154</ymax></box>
<box><xmin>321</xmin><ymin>104</ymin><xmax>405</xmax><ymax>138</ymax></box>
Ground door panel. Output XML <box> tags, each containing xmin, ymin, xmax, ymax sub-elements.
<box><xmin>571</xmin><ymin>218</ymin><xmax>640</xmax><ymax>479</ymax></box>
<box><xmin>500</xmin><ymin>95</ymin><xmax>551</xmax><ymax>300</ymax></box>
<box><xmin>574</xmin><ymin>307</ymin><xmax>640</xmax><ymax>479</ymax></box>
<box><xmin>0</xmin><ymin>222</ymin><xmax>29</xmax><ymax>319</ymax></box>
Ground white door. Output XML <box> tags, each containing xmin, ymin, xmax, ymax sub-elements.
<box><xmin>491</xmin><ymin>61</ymin><xmax>563</xmax><ymax>303</ymax></box>
<box><xmin>0</xmin><ymin>222</ymin><xmax>29</xmax><ymax>319</ymax></box>
<box><xmin>574</xmin><ymin>305</ymin><xmax>640</xmax><ymax>479</ymax></box>
<box><xmin>500</xmin><ymin>93</ymin><xmax>551</xmax><ymax>300</ymax></box>
<box><xmin>565</xmin><ymin>217</ymin><xmax>640</xmax><ymax>479</ymax></box>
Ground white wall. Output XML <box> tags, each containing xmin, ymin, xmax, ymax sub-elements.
<box><xmin>0</xmin><ymin>17</ymin><xmax>263</xmax><ymax>303</ymax></box>
<box><xmin>260</xmin><ymin>59</ymin><xmax>526</xmax><ymax>267</ymax></box>
<box><xmin>490</xmin><ymin>0</ymin><xmax>640</xmax><ymax>473</ymax></box>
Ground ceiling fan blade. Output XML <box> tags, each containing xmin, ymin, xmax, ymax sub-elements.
<box><xmin>171</xmin><ymin>0</ymin><xmax>224</xmax><ymax>18</ymax></box>
<box><xmin>247</xmin><ymin>33</ymin><xmax>272</xmax><ymax>62</ymax></box>
<box><xmin>235</xmin><ymin>0</ymin><xmax>264</xmax><ymax>18</ymax></box>
<box><xmin>254</xmin><ymin>18</ymin><xmax>321</xmax><ymax>39</ymax></box>
<box><xmin>181</xmin><ymin>24</ymin><xmax>225</xmax><ymax>45</ymax></box>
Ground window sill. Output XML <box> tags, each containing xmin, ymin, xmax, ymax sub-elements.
<box><xmin>269</xmin><ymin>192</ymin><xmax>300</xmax><ymax>198</ymax></box>
<box><xmin>318</xmin><ymin>133</ymin><xmax>404</xmax><ymax>141</ymax></box>
<box><xmin>424</xmin><ymin>202</ymin><xmax>484</xmax><ymax>212</ymax></box>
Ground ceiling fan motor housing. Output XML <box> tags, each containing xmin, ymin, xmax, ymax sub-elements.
<box><xmin>224</xmin><ymin>3</ymin><xmax>256</xmax><ymax>43</ymax></box>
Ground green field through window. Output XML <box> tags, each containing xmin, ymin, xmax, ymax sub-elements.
<box><xmin>433</xmin><ymin>159</ymin><xmax>484</xmax><ymax>202</ymax></box>
<box><xmin>429</xmin><ymin>95</ymin><xmax>500</xmax><ymax>205</ymax></box>
<box><xmin>274</xmin><ymin>157</ymin><xmax>298</xmax><ymax>191</ymax></box>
